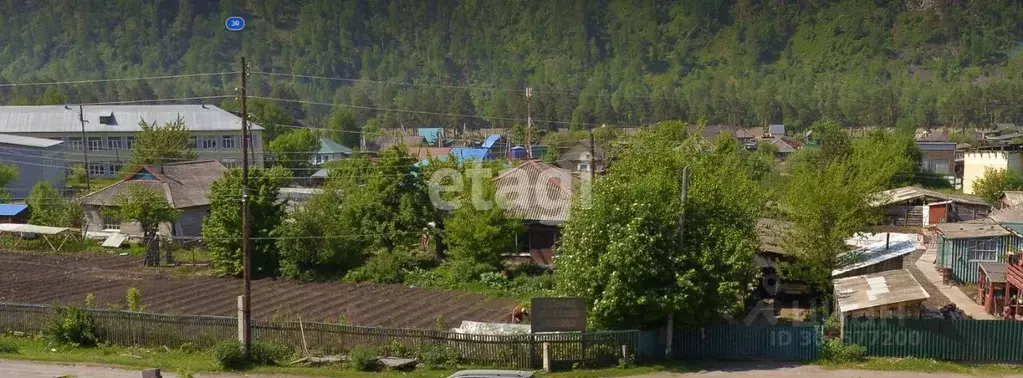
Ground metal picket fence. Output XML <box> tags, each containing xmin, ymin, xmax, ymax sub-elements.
<box><xmin>0</xmin><ymin>302</ymin><xmax>637</xmax><ymax>368</ymax></box>
<box><xmin>844</xmin><ymin>318</ymin><xmax>1023</xmax><ymax>362</ymax></box>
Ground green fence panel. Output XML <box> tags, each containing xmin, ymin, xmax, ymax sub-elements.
<box><xmin>675</xmin><ymin>324</ymin><xmax>822</xmax><ymax>361</ymax></box>
<box><xmin>843</xmin><ymin>318</ymin><xmax>1023</xmax><ymax>362</ymax></box>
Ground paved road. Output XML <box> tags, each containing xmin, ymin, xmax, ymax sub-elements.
<box><xmin>0</xmin><ymin>359</ymin><xmax>307</xmax><ymax>378</ymax></box>
<box><xmin>631</xmin><ymin>361</ymin><xmax>1023</xmax><ymax>378</ymax></box>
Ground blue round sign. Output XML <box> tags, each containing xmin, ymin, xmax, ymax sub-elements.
<box><xmin>225</xmin><ymin>16</ymin><xmax>245</xmax><ymax>31</ymax></box>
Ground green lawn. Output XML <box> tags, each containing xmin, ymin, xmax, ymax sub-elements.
<box><xmin>820</xmin><ymin>357</ymin><xmax>1023</xmax><ymax>376</ymax></box>
<box><xmin>0</xmin><ymin>336</ymin><xmax>668</xmax><ymax>378</ymax></box>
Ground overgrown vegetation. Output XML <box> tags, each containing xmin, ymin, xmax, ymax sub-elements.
<box><xmin>45</xmin><ymin>306</ymin><xmax>99</xmax><ymax>347</ymax></box>
<box><xmin>821</xmin><ymin>339</ymin><xmax>867</xmax><ymax>363</ymax></box>
<box><xmin>125</xmin><ymin>287</ymin><xmax>143</xmax><ymax>312</ymax></box>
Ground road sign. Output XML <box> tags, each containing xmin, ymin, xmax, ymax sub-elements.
<box><xmin>530</xmin><ymin>297</ymin><xmax>587</xmax><ymax>333</ymax></box>
<box><xmin>226</xmin><ymin>16</ymin><xmax>246</xmax><ymax>31</ymax></box>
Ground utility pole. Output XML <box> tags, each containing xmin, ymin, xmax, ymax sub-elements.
<box><xmin>588</xmin><ymin>127</ymin><xmax>596</xmax><ymax>182</ymax></box>
<box><xmin>239</xmin><ymin>56</ymin><xmax>252</xmax><ymax>358</ymax></box>
<box><xmin>78</xmin><ymin>105</ymin><xmax>90</xmax><ymax>190</ymax></box>
<box><xmin>666</xmin><ymin>167</ymin><xmax>688</xmax><ymax>358</ymax></box>
<box><xmin>525</xmin><ymin>87</ymin><xmax>533</xmax><ymax>159</ymax></box>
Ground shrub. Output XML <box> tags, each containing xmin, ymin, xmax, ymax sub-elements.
<box><xmin>343</xmin><ymin>250</ymin><xmax>413</xmax><ymax>284</ymax></box>
<box><xmin>84</xmin><ymin>293</ymin><xmax>96</xmax><ymax>308</ymax></box>
<box><xmin>125</xmin><ymin>287</ymin><xmax>144</xmax><ymax>312</ymax></box>
<box><xmin>418</xmin><ymin>344</ymin><xmax>460</xmax><ymax>368</ymax></box>
<box><xmin>178</xmin><ymin>342</ymin><xmax>199</xmax><ymax>353</ymax></box>
<box><xmin>821</xmin><ymin>338</ymin><xmax>866</xmax><ymax>363</ymax></box>
<box><xmin>250</xmin><ymin>342</ymin><xmax>294</xmax><ymax>366</ymax></box>
<box><xmin>0</xmin><ymin>340</ymin><xmax>18</xmax><ymax>354</ymax></box>
<box><xmin>212</xmin><ymin>341</ymin><xmax>247</xmax><ymax>369</ymax></box>
<box><xmin>347</xmin><ymin>346</ymin><xmax>379</xmax><ymax>371</ymax></box>
<box><xmin>45</xmin><ymin>306</ymin><xmax>99</xmax><ymax>347</ymax></box>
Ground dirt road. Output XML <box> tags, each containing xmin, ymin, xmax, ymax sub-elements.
<box><xmin>0</xmin><ymin>359</ymin><xmax>307</xmax><ymax>378</ymax></box>
<box><xmin>632</xmin><ymin>361</ymin><xmax>1023</xmax><ymax>378</ymax></box>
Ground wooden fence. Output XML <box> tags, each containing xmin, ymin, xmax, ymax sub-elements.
<box><xmin>0</xmin><ymin>302</ymin><xmax>636</xmax><ymax>368</ymax></box>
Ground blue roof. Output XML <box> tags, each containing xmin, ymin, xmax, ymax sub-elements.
<box><xmin>418</xmin><ymin>128</ymin><xmax>443</xmax><ymax>145</ymax></box>
<box><xmin>450</xmin><ymin>148</ymin><xmax>491</xmax><ymax>161</ymax></box>
<box><xmin>482</xmin><ymin>134</ymin><xmax>502</xmax><ymax>149</ymax></box>
<box><xmin>0</xmin><ymin>204</ymin><xmax>28</xmax><ymax>216</ymax></box>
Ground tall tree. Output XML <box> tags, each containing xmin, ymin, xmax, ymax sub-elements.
<box><xmin>27</xmin><ymin>181</ymin><xmax>79</xmax><ymax>227</ymax></box>
<box><xmin>130</xmin><ymin>117</ymin><xmax>197</xmax><ymax>169</ymax></box>
<box><xmin>556</xmin><ymin>121</ymin><xmax>762</xmax><ymax>329</ymax></box>
<box><xmin>204</xmin><ymin>166</ymin><xmax>291</xmax><ymax>277</ymax></box>
<box><xmin>0</xmin><ymin>163</ymin><xmax>17</xmax><ymax>202</ymax></box>
<box><xmin>323</xmin><ymin>108</ymin><xmax>360</xmax><ymax>149</ymax></box>
<box><xmin>106</xmin><ymin>184</ymin><xmax>180</xmax><ymax>266</ymax></box>
<box><xmin>267</xmin><ymin>128</ymin><xmax>320</xmax><ymax>177</ymax></box>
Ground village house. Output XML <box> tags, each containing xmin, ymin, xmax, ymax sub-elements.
<box><xmin>834</xmin><ymin>269</ymin><xmax>930</xmax><ymax>324</ymax></box>
<box><xmin>916</xmin><ymin>142</ymin><xmax>957</xmax><ymax>178</ymax></box>
<box><xmin>833</xmin><ymin>233</ymin><xmax>918</xmax><ymax>279</ymax></box>
<box><xmin>0</xmin><ymin>105</ymin><xmax>262</xmax><ymax>177</ymax></box>
<box><xmin>555</xmin><ymin>142</ymin><xmax>604</xmax><ymax>173</ymax></box>
<box><xmin>999</xmin><ymin>191</ymin><xmax>1023</xmax><ymax>209</ymax></box>
<box><xmin>872</xmin><ymin>186</ymin><xmax>990</xmax><ymax>226</ymax></box>
<box><xmin>0</xmin><ymin>133</ymin><xmax>67</xmax><ymax>200</ymax></box>
<box><xmin>493</xmin><ymin>160</ymin><xmax>578</xmax><ymax>266</ymax></box>
<box><xmin>0</xmin><ymin>204</ymin><xmax>29</xmax><ymax>224</ymax></box>
<box><xmin>80</xmin><ymin>160</ymin><xmax>227</xmax><ymax>238</ymax></box>
<box><xmin>962</xmin><ymin>146</ymin><xmax>1023</xmax><ymax>195</ymax></box>
<box><xmin>753</xmin><ymin>218</ymin><xmax>812</xmax><ymax>298</ymax></box>
<box><xmin>935</xmin><ymin>219</ymin><xmax>1020</xmax><ymax>284</ymax></box>
<box><xmin>311</xmin><ymin>138</ymin><xmax>352</xmax><ymax>165</ymax></box>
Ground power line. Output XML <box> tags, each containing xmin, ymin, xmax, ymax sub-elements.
<box><xmin>0</xmin><ymin>72</ymin><xmax>240</xmax><ymax>88</ymax></box>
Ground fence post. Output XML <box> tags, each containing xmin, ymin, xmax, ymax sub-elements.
<box><xmin>542</xmin><ymin>342</ymin><xmax>551</xmax><ymax>372</ymax></box>
<box><xmin>621</xmin><ymin>344</ymin><xmax>629</xmax><ymax>363</ymax></box>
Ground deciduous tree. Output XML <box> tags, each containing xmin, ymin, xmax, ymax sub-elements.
<box><xmin>130</xmin><ymin>117</ymin><xmax>197</xmax><ymax>168</ymax></box>
<box><xmin>106</xmin><ymin>184</ymin><xmax>180</xmax><ymax>266</ymax></box>
<box><xmin>267</xmin><ymin>128</ymin><xmax>320</xmax><ymax>177</ymax></box>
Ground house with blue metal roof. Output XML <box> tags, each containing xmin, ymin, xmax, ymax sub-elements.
<box><xmin>0</xmin><ymin>203</ymin><xmax>29</xmax><ymax>223</ymax></box>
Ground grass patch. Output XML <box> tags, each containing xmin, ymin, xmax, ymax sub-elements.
<box><xmin>820</xmin><ymin>357</ymin><xmax>1023</xmax><ymax>375</ymax></box>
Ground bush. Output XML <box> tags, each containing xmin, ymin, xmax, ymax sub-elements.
<box><xmin>45</xmin><ymin>306</ymin><xmax>99</xmax><ymax>347</ymax></box>
<box><xmin>125</xmin><ymin>287</ymin><xmax>144</xmax><ymax>312</ymax></box>
<box><xmin>212</xmin><ymin>341</ymin><xmax>247</xmax><ymax>369</ymax></box>
<box><xmin>418</xmin><ymin>344</ymin><xmax>460</xmax><ymax>368</ymax></box>
<box><xmin>347</xmin><ymin>346</ymin><xmax>379</xmax><ymax>371</ymax></box>
<box><xmin>0</xmin><ymin>340</ymin><xmax>18</xmax><ymax>354</ymax></box>
<box><xmin>250</xmin><ymin>342</ymin><xmax>294</xmax><ymax>366</ymax></box>
<box><xmin>343</xmin><ymin>250</ymin><xmax>413</xmax><ymax>284</ymax></box>
<box><xmin>821</xmin><ymin>338</ymin><xmax>866</xmax><ymax>363</ymax></box>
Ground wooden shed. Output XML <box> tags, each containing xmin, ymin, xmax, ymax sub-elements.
<box><xmin>977</xmin><ymin>263</ymin><xmax>1008</xmax><ymax>317</ymax></box>
<box><xmin>873</xmin><ymin>186</ymin><xmax>990</xmax><ymax>226</ymax></box>
<box><xmin>936</xmin><ymin>219</ymin><xmax>1021</xmax><ymax>283</ymax></box>
<box><xmin>834</xmin><ymin>269</ymin><xmax>930</xmax><ymax>327</ymax></box>
<box><xmin>832</xmin><ymin>233</ymin><xmax>918</xmax><ymax>279</ymax></box>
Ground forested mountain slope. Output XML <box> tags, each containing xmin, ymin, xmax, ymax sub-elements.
<box><xmin>3</xmin><ymin>0</ymin><xmax>1023</xmax><ymax>132</ymax></box>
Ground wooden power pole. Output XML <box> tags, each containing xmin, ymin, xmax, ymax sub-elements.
<box><xmin>239</xmin><ymin>56</ymin><xmax>253</xmax><ymax>357</ymax></box>
<box><xmin>666</xmin><ymin>167</ymin><xmax>688</xmax><ymax>357</ymax></box>
<box><xmin>78</xmin><ymin>105</ymin><xmax>90</xmax><ymax>190</ymax></box>
<box><xmin>525</xmin><ymin>87</ymin><xmax>533</xmax><ymax>159</ymax></box>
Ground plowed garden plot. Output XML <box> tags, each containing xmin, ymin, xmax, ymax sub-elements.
<box><xmin>0</xmin><ymin>252</ymin><xmax>517</xmax><ymax>328</ymax></box>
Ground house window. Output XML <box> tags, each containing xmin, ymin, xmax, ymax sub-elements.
<box><xmin>966</xmin><ymin>239</ymin><xmax>999</xmax><ymax>262</ymax></box>
<box><xmin>125</xmin><ymin>136</ymin><xmax>135</xmax><ymax>149</ymax></box>
<box><xmin>68</xmin><ymin>137</ymin><xmax>83</xmax><ymax>151</ymax></box>
<box><xmin>107</xmin><ymin>137</ymin><xmax>124</xmax><ymax>150</ymax></box>
<box><xmin>189</xmin><ymin>136</ymin><xmax>198</xmax><ymax>149</ymax></box>
<box><xmin>108</xmin><ymin>163</ymin><xmax>123</xmax><ymax>175</ymax></box>
<box><xmin>577</xmin><ymin>163</ymin><xmax>590</xmax><ymax>172</ymax></box>
<box><xmin>201</xmin><ymin>136</ymin><xmax>218</xmax><ymax>149</ymax></box>
<box><xmin>87</xmin><ymin>137</ymin><xmax>104</xmax><ymax>151</ymax></box>
<box><xmin>221</xmin><ymin>135</ymin><xmax>237</xmax><ymax>149</ymax></box>
<box><xmin>87</xmin><ymin>163</ymin><xmax>107</xmax><ymax>177</ymax></box>
<box><xmin>102</xmin><ymin>217</ymin><xmax>121</xmax><ymax>231</ymax></box>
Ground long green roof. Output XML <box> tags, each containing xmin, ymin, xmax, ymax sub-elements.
<box><xmin>318</xmin><ymin>138</ymin><xmax>353</xmax><ymax>154</ymax></box>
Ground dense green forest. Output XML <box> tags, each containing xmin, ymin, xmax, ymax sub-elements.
<box><xmin>4</xmin><ymin>0</ymin><xmax>1023</xmax><ymax>133</ymax></box>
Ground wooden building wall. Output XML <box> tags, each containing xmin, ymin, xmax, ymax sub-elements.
<box><xmin>833</xmin><ymin>256</ymin><xmax>905</xmax><ymax>279</ymax></box>
<box><xmin>883</xmin><ymin>206</ymin><xmax>924</xmax><ymax>226</ymax></box>
<box><xmin>938</xmin><ymin>234</ymin><xmax>1020</xmax><ymax>283</ymax></box>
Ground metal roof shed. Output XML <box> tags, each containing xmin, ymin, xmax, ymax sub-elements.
<box><xmin>834</xmin><ymin>269</ymin><xmax>929</xmax><ymax>319</ymax></box>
